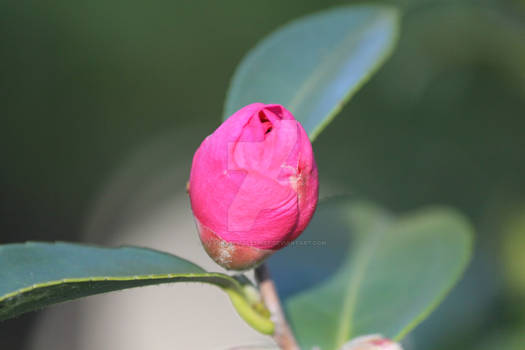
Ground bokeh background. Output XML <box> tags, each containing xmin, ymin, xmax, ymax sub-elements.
<box><xmin>1</xmin><ymin>0</ymin><xmax>524</xmax><ymax>349</ymax></box>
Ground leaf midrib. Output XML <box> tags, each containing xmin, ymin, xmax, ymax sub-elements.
<box><xmin>0</xmin><ymin>272</ymin><xmax>240</xmax><ymax>303</ymax></box>
<box><xmin>333</xmin><ymin>218</ymin><xmax>390</xmax><ymax>349</ymax></box>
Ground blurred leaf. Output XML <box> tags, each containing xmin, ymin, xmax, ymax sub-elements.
<box><xmin>269</xmin><ymin>198</ymin><xmax>473</xmax><ymax>350</ymax></box>
<box><xmin>478</xmin><ymin>324</ymin><xmax>525</xmax><ymax>350</ymax></box>
<box><xmin>0</xmin><ymin>242</ymin><xmax>274</xmax><ymax>334</ymax></box>
<box><xmin>501</xmin><ymin>206</ymin><xmax>525</xmax><ymax>298</ymax></box>
<box><xmin>223</xmin><ymin>4</ymin><xmax>400</xmax><ymax>140</ymax></box>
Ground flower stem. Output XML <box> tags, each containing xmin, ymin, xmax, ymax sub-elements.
<box><xmin>254</xmin><ymin>263</ymin><xmax>299</xmax><ymax>350</ymax></box>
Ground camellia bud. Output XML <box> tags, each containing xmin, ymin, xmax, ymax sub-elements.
<box><xmin>188</xmin><ymin>103</ymin><xmax>318</xmax><ymax>270</ymax></box>
<box><xmin>340</xmin><ymin>335</ymin><xmax>404</xmax><ymax>350</ymax></box>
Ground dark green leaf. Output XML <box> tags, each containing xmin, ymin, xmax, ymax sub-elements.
<box><xmin>0</xmin><ymin>242</ymin><xmax>274</xmax><ymax>334</ymax></box>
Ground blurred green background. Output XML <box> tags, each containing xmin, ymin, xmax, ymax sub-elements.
<box><xmin>1</xmin><ymin>0</ymin><xmax>524</xmax><ymax>349</ymax></box>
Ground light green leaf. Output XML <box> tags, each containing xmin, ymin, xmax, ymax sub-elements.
<box><xmin>223</xmin><ymin>5</ymin><xmax>400</xmax><ymax>141</ymax></box>
<box><xmin>270</xmin><ymin>198</ymin><xmax>473</xmax><ymax>350</ymax></box>
<box><xmin>0</xmin><ymin>242</ymin><xmax>274</xmax><ymax>334</ymax></box>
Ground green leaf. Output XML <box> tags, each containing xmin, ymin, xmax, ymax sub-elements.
<box><xmin>269</xmin><ymin>198</ymin><xmax>474</xmax><ymax>350</ymax></box>
<box><xmin>0</xmin><ymin>242</ymin><xmax>274</xmax><ymax>334</ymax></box>
<box><xmin>223</xmin><ymin>5</ymin><xmax>400</xmax><ymax>141</ymax></box>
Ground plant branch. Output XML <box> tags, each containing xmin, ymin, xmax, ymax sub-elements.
<box><xmin>255</xmin><ymin>263</ymin><xmax>299</xmax><ymax>350</ymax></box>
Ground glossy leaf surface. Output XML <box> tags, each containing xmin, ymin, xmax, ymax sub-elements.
<box><xmin>0</xmin><ymin>242</ymin><xmax>273</xmax><ymax>334</ymax></box>
<box><xmin>224</xmin><ymin>5</ymin><xmax>400</xmax><ymax>140</ymax></box>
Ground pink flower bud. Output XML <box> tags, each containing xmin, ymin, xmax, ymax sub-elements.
<box><xmin>188</xmin><ymin>103</ymin><xmax>318</xmax><ymax>270</ymax></box>
<box><xmin>340</xmin><ymin>335</ymin><xmax>404</xmax><ymax>350</ymax></box>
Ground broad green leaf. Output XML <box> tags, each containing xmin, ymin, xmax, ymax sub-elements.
<box><xmin>223</xmin><ymin>5</ymin><xmax>400</xmax><ymax>140</ymax></box>
<box><xmin>0</xmin><ymin>242</ymin><xmax>274</xmax><ymax>334</ymax></box>
<box><xmin>268</xmin><ymin>198</ymin><xmax>474</xmax><ymax>350</ymax></box>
